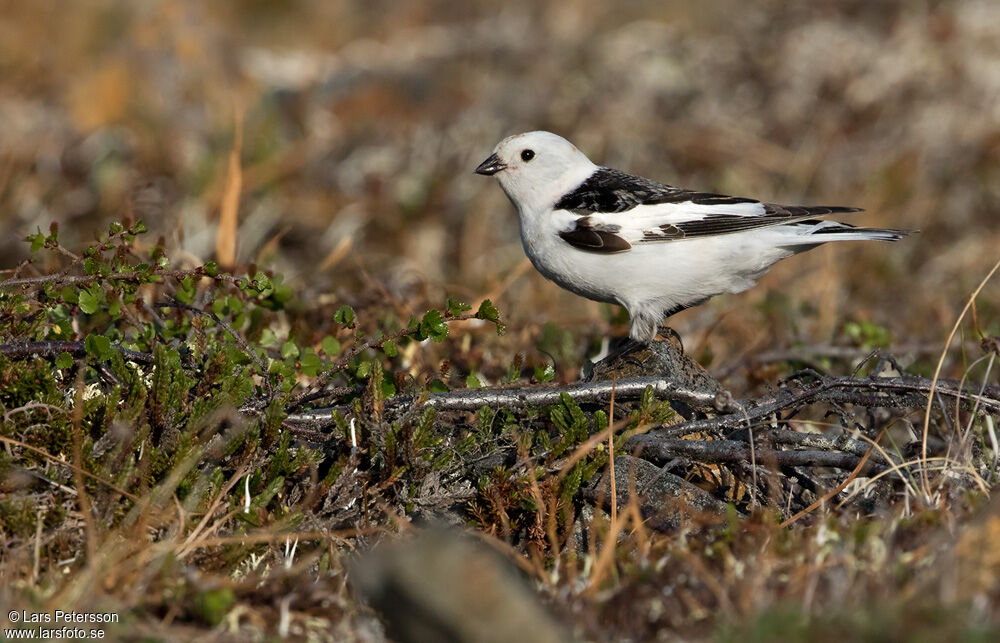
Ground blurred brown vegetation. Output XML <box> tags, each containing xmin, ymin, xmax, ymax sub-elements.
<box><xmin>3</xmin><ymin>0</ymin><xmax>1000</xmax><ymax>640</ymax></box>
<box><xmin>3</xmin><ymin>0</ymin><xmax>999</xmax><ymax>384</ymax></box>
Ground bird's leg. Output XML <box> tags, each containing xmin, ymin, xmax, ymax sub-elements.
<box><xmin>597</xmin><ymin>336</ymin><xmax>648</xmax><ymax>365</ymax></box>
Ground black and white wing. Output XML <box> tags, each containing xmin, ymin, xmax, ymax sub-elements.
<box><xmin>554</xmin><ymin>167</ymin><xmax>878</xmax><ymax>254</ymax></box>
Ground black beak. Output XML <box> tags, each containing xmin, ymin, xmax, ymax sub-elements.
<box><xmin>474</xmin><ymin>153</ymin><xmax>507</xmax><ymax>176</ymax></box>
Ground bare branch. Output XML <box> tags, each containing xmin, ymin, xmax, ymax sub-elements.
<box><xmin>653</xmin><ymin>375</ymin><xmax>1000</xmax><ymax>437</ymax></box>
<box><xmin>0</xmin><ymin>340</ymin><xmax>154</xmax><ymax>365</ymax></box>
<box><xmin>285</xmin><ymin>375</ymin><xmax>732</xmax><ymax>428</ymax></box>
<box><xmin>0</xmin><ymin>267</ymin><xmax>240</xmax><ymax>290</ymax></box>
<box><xmin>627</xmin><ymin>435</ymin><xmax>891</xmax><ymax>477</ymax></box>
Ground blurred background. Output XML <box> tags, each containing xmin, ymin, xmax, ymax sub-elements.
<box><xmin>2</xmin><ymin>0</ymin><xmax>998</xmax><ymax>387</ymax></box>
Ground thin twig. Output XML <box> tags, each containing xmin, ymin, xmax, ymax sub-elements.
<box><xmin>608</xmin><ymin>378</ymin><xmax>617</xmax><ymax>526</ymax></box>
<box><xmin>0</xmin><ymin>340</ymin><xmax>154</xmax><ymax>365</ymax></box>
<box><xmin>628</xmin><ymin>435</ymin><xmax>891</xmax><ymax>477</ymax></box>
<box><xmin>0</xmin><ymin>267</ymin><xmax>239</xmax><ymax>290</ymax></box>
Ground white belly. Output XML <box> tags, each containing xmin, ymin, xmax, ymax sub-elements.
<box><xmin>518</xmin><ymin>211</ymin><xmax>791</xmax><ymax>312</ymax></box>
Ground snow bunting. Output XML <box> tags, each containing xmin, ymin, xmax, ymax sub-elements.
<box><xmin>475</xmin><ymin>131</ymin><xmax>907</xmax><ymax>343</ymax></box>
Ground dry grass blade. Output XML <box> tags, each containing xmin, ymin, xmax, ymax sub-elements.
<box><xmin>585</xmin><ymin>491</ymin><xmax>632</xmax><ymax>596</ymax></box>
<box><xmin>70</xmin><ymin>370</ymin><xmax>97</xmax><ymax>562</ymax></box>
<box><xmin>469</xmin><ymin>529</ymin><xmax>547</xmax><ymax>579</ymax></box>
<box><xmin>0</xmin><ymin>435</ymin><xmax>139</xmax><ymax>501</ymax></box>
<box><xmin>177</xmin><ymin>461</ymin><xmax>251</xmax><ymax>559</ymax></box>
<box><xmin>921</xmin><ymin>256</ymin><xmax>1000</xmax><ymax>497</ymax></box>
<box><xmin>837</xmin><ymin>456</ymin><xmax>987</xmax><ymax>510</ymax></box>
<box><xmin>216</xmin><ymin>106</ymin><xmax>243</xmax><ymax>268</ymax></box>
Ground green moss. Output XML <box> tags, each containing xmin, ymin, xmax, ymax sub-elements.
<box><xmin>0</xmin><ymin>497</ymin><xmax>39</xmax><ymax>538</ymax></box>
<box><xmin>193</xmin><ymin>588</ymin><xmax>235</xmax><ymax>626</ymax></box>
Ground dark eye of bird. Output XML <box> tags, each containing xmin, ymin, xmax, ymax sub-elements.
<box><xmin>521</xmin><ymin>149</ymin><xmax>535</xmax><ymax>162</ymax></box>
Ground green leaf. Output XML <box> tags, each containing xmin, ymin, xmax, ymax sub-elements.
<box><xmin>27</xmin><ymin>231</ymin><xmax>44</xmax><ymax>252</ymax></box>
<box><xmin>78</xmin><ymin>288</ymin><xmax>101</xmax><ymax>314</ymax></box>
<box><xmin>84</xmin><ymin>334</ymin><xmax>112</xmax><ymax>361</ymax></box>
<box><xmin>321</xmin><ymin>336</ymin><xmax>341</xmax><ymax>356</ymax></box>
<box><xmin>55</xmin><ymin>352</ymin><xmax>74</xmax><ymax>369</ymax></box>
<box><xmin>203</xmin><ymin>261</ymin><xmax>219</xmax><ymax>277</ymax></box>
<box><xmin>381</xmin><ymin>339</ymin><xmax>398</xmax><ymax>357</ymax></box>
<box><xmin>271</xmin><ymin>283</ymin><xmax>293</xmax><ymax>306</ymax></box>
<box><xmin>300</xmin><ymin>349</ymin><xmax>321</xmax><ymax>376</ymax></box>
<box><xmin>476</xmin><ymin>299</ymin><xmax>500</xmax><ymax>322</ymax></box>
<box><xmin>259</xmin><ymin>328</ymin><xmax>277</xmax><ymax>347</ymax></box>
<box><xmin>281</xmin><ymin>341</ymin><xmax>300</xmax><ymax>360</ymax></box>
<box><xmin>640</xmin><ymin>385</ymin><xmax>656</xmax><ymax>416</ymax></box>
<box><xmin>334</xmin><ymin>305</ymin><xmax>356</xmax><ymax>325</ymax></box>
<box><xmin>446</xmin><ymin>298</ymin><xmax>472</xmax><ymax>316</ymax></box>
<box><xmin>177</xmin><ymin>275</ymin><xmax>196</xmax><ymax>304</ymax></box>
<box><xmin>428</xmin><ymin>378</ymin><xmax>450</xmax><ymax>393</ymax></box>
<box><xmin>533</xmin><ymin>363</ymin><xmax>555</xmax><ymax>383</ymax></box>
<box><xmin>465</xmin><ymin>372</ymin><xmax>482</xmax><ymax>389</ymax></box>
<box><xmin>131</xmin><ymin>220</ymin><xmax>148</xmax><ymax>235</ymax></box>
<box><xmin>227</xmin><ymin>295</ymin><xmax>244</xmax><ymax>315</ymax></box>
<box><xmin>356</xmin><ymin>359</ymin><xmax>372</xmax><ymax>378</ymax></box>
<box><xmin>60</xmin><ymin>286</ymin><xmax>79</xmax><ymax>304</ymax></box>
<box><xmin>420</xmin><ymin>310</ymin><xmax>448</xmax><ymax>342</ymax></box>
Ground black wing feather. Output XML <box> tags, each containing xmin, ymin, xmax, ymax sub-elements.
<box><xmin>554</xmin><ymin>167</ymin><xmax>759</xmax><ymax>214</ymax></box>
<box><xmin>558</xmin><ymin>216</ymin><xmax>632</xmax><ymax>253</ymax></box>
<box><xmin>556</xmin><ymin>167</ymin><xmax>862</xmax><ymax>241</ymax></box>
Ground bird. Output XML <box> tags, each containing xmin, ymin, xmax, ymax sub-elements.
<box><xmin>474</xmin><ymin>131</ymin><xmax>908</xmax><ymax>345</ymax></box>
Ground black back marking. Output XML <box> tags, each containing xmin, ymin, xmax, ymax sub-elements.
<box><xmin>555</xmin><ymin>167</ymin><xmax>760</xmax><ymax>215</ymax></box>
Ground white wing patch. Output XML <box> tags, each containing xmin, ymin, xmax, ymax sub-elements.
<box><xmin>559</xmin><ymin>200</ymin><xmax>768</xmax><ymax>245</ymax></box>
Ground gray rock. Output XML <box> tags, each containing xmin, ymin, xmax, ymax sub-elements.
<box><xmin>584</xmin><ymin>455</ymin><xmax>730</xmax><ymax>532</ymax></box>
<box><xmin>587</xmin><ymin>328</ymin><xmax>723</xmax><ymax>417</ymax></box>
<box><xmin>351</xmin><ymin>530</ymin><xmax>570</xmax><ymax>643</ymax></box>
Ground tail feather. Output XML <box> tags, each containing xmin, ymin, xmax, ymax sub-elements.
<box><xmin>812</xmin><ymin>227</ymin><xmax>911</xmax><ymax>242</ymax></box>
<box><xmin>781</xmin><ymin>221</ymin><xmax>913</xmax><ymax>253</ymax></box>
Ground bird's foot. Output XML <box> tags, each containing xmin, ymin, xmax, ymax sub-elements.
<box><xmin>655</xmin><ymin>325</ymin><xmax>684</xmax><ymax>351</ymax></box>
<box><xmin>597</xmin><ymin>337</ymin><xmax>648</xmax><ymax>366</ymax></box>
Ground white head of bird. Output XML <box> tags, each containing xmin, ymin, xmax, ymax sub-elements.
<box><xmin>475</xmin><ymin>131</ymin><xmax>597</xmax><ymax>216</ymax></box>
